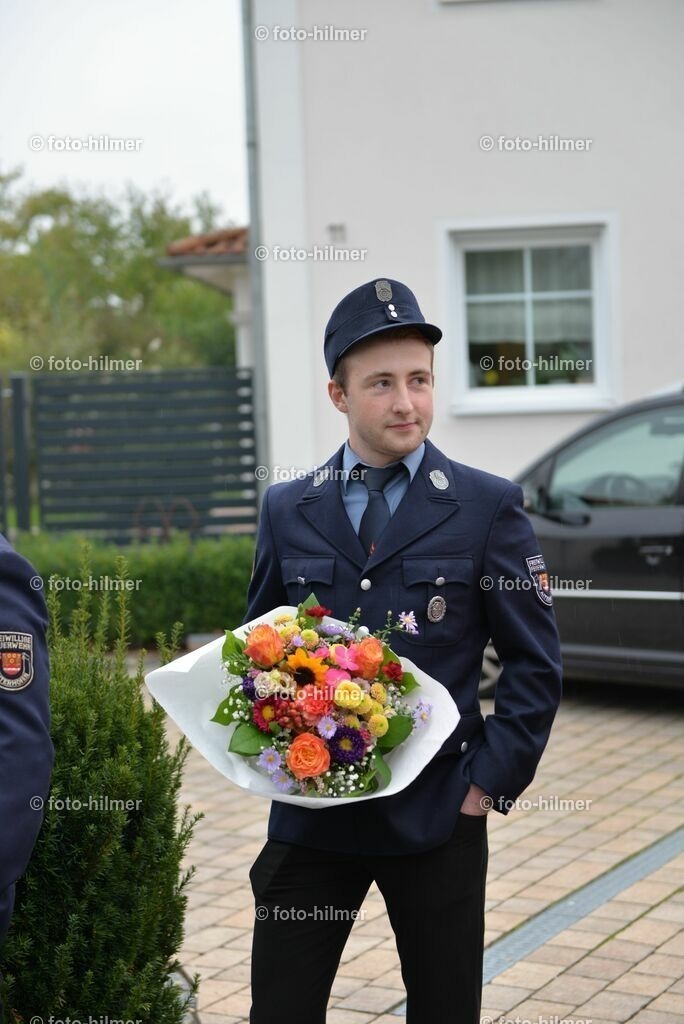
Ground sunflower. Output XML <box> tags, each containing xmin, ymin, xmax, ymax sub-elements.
<box><xmin>285</xmin><ymin>647</ymin><xmax>329</xmax><ymax>688</ymax></box>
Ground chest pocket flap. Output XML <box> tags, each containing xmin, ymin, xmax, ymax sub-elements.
<box><xmin>402</xmin><ymin>556</ymin><xmax>473</xmax><ymax>587</ymax></box>
<box><xmin>281</xmin><ymin>555</ymin><xmax>336</xmax><ymax>587</ymax></box>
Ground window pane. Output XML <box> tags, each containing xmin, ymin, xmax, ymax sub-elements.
<box><xmin>548</xmin><ymin>408</ymin><xmax>684</xmax><ymax>509</ymax></box>
<box><xmin>532</xmin><ymin>298</ymin><xmax>594</xmax><ymax>384</ymax></box>
<box><xmin>465</xmin><ymin>249</ymin><xmax>524</xmax><ymax>295</ymax></box>
<box><xmin>531</xmin><ymin>245</ymin><xmax>591</xmax><ymax>292</ymax></box>
<box><xmin>467</xmin><ymin>301</ymin><xmax>526</xmax><ymax>387</ymax></box>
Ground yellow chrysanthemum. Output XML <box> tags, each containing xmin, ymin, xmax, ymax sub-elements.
<box><xmin>300</xmin><ymin>628</ymin><xmax>320</xmax><ymax>649</ymax></box>
<box><xmin>285</xmin><ymin>647</ymin><xmax>329</xmax><ymax>687</ymax></box>
<box><xmin>343</xmin><ymin>714</ymin><xmax>361</xmax><ymax>729</ymax></box>
<box><xmin>333</xmin><ymin>680</ymin><xmax>364</xmax><ymax>710</ymax></box>
<box><xmin>280</xmin><ymin>623</ymin><xmax>301</xmax><ymax>643</ymax></box>
<box><xmin>274</xmin><ymin>613</ymin><xmax>294</xmax><ymax>624</ymax></box>
<box><xmin>367</xmin><ymin>700</ymin><xmax>385</xmax><ymax>717</ymax></box>
<box><xmin>370</xmin><ymin>682</ymin><xmax>387</xmax><ymax>703</ymax></box>
<box><xmin>367</xmin><ymin>714</ymin><xmax>389</xmax><ymax>737</ymax></box>
<box><xmin>356</xmin><ymin>693</ymin><xmax>373</xmax><ymax>715</ymax></box>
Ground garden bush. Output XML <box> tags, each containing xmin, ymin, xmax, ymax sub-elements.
<box><xmin>0</xmin><ymin>554</ymin><xmax>201</xmax><ymax>1022</ymax></box>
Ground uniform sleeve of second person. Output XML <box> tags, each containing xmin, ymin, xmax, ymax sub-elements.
<box><xmin>0</xmin><ymin>548</ymin><xmax>54</xmax><ymax>946</ymax></box>
<box><xmin>467</xmin><ymin>482</ymin><xmax>563</xmax><ymax>813</ymax></box>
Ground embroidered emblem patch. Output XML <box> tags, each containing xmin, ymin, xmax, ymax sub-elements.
<box><xmin>525</xmin><ymin>555</ymin><xmax>553</xmax><ymax>607</ymax></box>
<box><xmin>0</xmin><ymin>632</ymin><xmax>35</xmax><ymax>691</ymax></box>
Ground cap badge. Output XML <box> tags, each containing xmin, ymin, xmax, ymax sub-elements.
<box><xmin>375</xmin><ymin>280</ymin><xmax>393</xmax><ymax>302</ymax></box>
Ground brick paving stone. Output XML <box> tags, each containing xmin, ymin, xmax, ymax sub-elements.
<box><xmin>566</xmin><ymin>955</ymin><xmax>638</xmax><ymax>981</ymax></box>
<box><xmin>594</xmin><ymin>937</ymin><xmax>656</xmax><ymax>961</ymax></box>
<box><xmin>606</xmin><ymin>971</ymin><xmax>674</xmax><ymax>998</ymax></box>
<box><xmin>574</xmin><ymin>989</ymin><xmax>651</xmax><ymax>1019</ymax></box>
<box><xmin>632</xmin><ymin>952</ymin><xmax>683</xmax><ymax>977</ymax></box>
<box><xmin>495</xmin><ymin>960</ymin><xmax>565</xmax><ymax>988</ymax></box>
<box><xmin>480</xmin><ymin>983</ymin><xmax>533</xmax><ymax>1012</ymax></box>
<box><xmin>197</xmin><ymin>979</ymin><xmax>249</xmax><ymax>1011</ymax></box>
<box><xmin>333</xmin><ymin>986</ymin><xmax>405</xmax><ymax>1014</ymax></box>
<box><xmin>646</xmin><ymin>991</ymin><xmax>684</xmax><ymax>1014</ymax></box>
<box><xmin>533</xmin><ymin>973</ymin><xmax>606</xmax><ymax>1004</ymax></box>
<box><xmin>623</xmin><ymin>1012</ymin><xmax>683</xmax><ymax>1024</ymax></box>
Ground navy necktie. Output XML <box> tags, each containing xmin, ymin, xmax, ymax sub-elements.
<box><xmin>355</xmin><ymin>462</ymin><xmax>407</xmax><ymax>556</ymax></box>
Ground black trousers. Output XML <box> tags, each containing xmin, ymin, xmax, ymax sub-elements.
<box><xmin>248</xmin><ymin>811</ymin><xmax>488</xmax><ymax>1024</ymax></box>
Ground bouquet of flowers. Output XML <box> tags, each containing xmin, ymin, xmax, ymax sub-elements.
<box><xmin>144</xmin><ymin>598</ymin><xmax>460</xmax><ymax>808</ymax></box>
<box><xmin>211</xmin><ymin>593</ymin><xmax>433</xmax><ymax>799</ymax></box>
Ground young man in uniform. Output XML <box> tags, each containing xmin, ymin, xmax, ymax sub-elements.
<box><xmin>244</xmin><ymin>279</ymin><xmax>562</xmax><ymax>1024</ymax></box>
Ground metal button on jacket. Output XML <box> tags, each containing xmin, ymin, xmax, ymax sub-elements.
<box><xmin>360</xmin><ymin>578</ymin><xmax>372</xmax><ymax>590</ymax></box>
<box><xmin>461</xmin><ymin>741</ymin><xmax>469</xmax><ymax>753</ymax></box>
<box><xmin>435</xmin><ymin>575</ymin><xmax>445</xmax><ymax>586</ymax></box>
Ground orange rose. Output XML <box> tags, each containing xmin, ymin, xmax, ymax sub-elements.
<box><xmin>354</xmin><ymin>636</ymin><xmax>384</xmax><ymax>680</ymax></box>
<box><xmin>286</xmin><ymin>733</ymin><xmax>331</xmax><ymax>779</ymax></box>
<box><xmin>244</xmin><ymin>623</ymin><xmax>285</xmax><ymax>668</ymax></box>
<box><xmin>294</xmin><ymin>683</ymin><xmax>333</xmax><ymax>725</ymax></box>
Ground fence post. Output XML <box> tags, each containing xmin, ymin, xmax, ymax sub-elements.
<box><xmin>11</xmin><ymin>374</ymin><xmax>31</xmax><ymax>532</ymax></box>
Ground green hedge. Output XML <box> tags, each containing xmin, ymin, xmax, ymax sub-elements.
<box><xmin>0</xmin><ymin>556</ymin><xmax>200</xmax><ymax>1021</ymax></box>
<box><xmin>13</xmin><ymin>533</ymin><xmax>256</xmax><ymax>648</ymax></box>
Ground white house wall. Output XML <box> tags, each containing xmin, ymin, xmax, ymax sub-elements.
<box><xmin>252</xmin><ymin>0</ymin><xmax>684</xmax><ymax>478</ymax></box>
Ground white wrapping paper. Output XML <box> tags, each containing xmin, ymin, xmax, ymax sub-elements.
<box><xmin>145</xmin><ymin>606</ymin><xmax>460</xmax><ymax>808</ymax></box>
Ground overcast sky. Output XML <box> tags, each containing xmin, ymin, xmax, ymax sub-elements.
<box><xmin>0</xmin><ymin>0</ymin><xmax>248</xmax><ymax>226</ymax></box>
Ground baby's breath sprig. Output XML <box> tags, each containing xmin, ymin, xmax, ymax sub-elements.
<box><xmin>344</xmin><ymin>605</ymin><xmax>363</xmax><ymax>633</ymax></box>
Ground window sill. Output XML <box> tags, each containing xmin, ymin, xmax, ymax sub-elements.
<box><xmin>450</xmin><ymin>388</ymin><xmax>617</xmax><ymax>416</ymax></box>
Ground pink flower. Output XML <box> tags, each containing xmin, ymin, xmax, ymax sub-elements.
<box><xmin>324</xmin><ymin>667</ymin><xmax>351</xmax><ymax>698</ymax></box>
<box><xmin>330</xmin><ymin>643</ymin><xmax>359</xmax><ymax>672</ymax></box>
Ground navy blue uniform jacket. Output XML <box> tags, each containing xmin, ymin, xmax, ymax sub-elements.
<box><xmin>0</xmin><ymin>535</ymin><xmax>53</xmax><ymax>947</ymax></box>
<box><xmin>244</xmin><ymin>438</ymin><xmax>562</xmax><ymax>855</ymax></box>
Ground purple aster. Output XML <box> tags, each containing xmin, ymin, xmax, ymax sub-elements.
<box><xmin>290</xmin><ymin>634</ymin><xmax>305</xmax><ymax>647</ymax></box>
<box><xmin>271</xmin><ymin>769</ymin><xmax>294</xmax><ymax>792</ymax></box>
<box><xmin>320</xmin><ymin>623</ymin><xmax>354</xmax><ymax>640</ymax></box>
<box><xmin>398</xmin><ymin>610</ymin><xmax>419</xmax><ymax>635</ymax></box>
<box><xmin>257</xmin><ymin>747</ymin><xmax>282</xmax><ymax>773</ymax></box>
<box><xmin>317</xmin><ymin>715</ymin><xmax>337</xmax><ymax>739</ymax></box>
<box><xmin>242</xmin><ymin>676</ymin><xmax>257</xmax><ymax>700</ymax></box>
<box><xmin>412</xmin><ymin>699</ymin><xmax>432</xmax><ymax>727</ymax></box>
<box><xmin>328</xmin><ymin>725</ymin><xmax>366</xmax><ymax>764</ymax></box>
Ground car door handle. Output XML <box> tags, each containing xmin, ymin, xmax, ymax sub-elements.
<box><xmin>638</xmin><ymin>544</ymin><xmax>674</xmax><ymax>567</ymax></box>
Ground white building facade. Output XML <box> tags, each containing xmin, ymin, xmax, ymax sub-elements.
<box><xmin>249</xmin><ymin>0</ymin><xmax>684</xmax><ymax>478</ymax></box>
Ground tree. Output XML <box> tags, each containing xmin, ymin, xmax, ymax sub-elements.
<box><xmin>0</xmin><ymin>169</ymin><xmax>236</xmax><ymax>372</ymax></box>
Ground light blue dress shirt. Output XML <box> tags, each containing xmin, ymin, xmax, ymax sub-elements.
<box><xmin>340</xmin><ymin>440</ymin><xmax>426</xmax><ymax>534</ymax></box>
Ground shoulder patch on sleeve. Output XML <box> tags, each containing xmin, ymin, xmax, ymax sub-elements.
<box><xmin>0</xmin><ymin>632</ymin><xmax>35</xmax><ymax>690</ymax></box>
<box><xmin>525</xmin><ymin>555</ymin><xmax>553</xmax><ymax>607</ymax></box>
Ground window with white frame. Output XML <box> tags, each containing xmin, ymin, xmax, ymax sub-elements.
<box><xmin>467</xmin><ymin>244</ymin><xmax>593</xmax><ymax>387</ymax></box>
<box><xmin>447</xmin><ymin>221</ymin><xmax>614</xmax><ymax>414</ymax></box>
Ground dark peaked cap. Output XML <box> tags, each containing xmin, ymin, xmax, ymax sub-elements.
<box><xmin>324</xmin><ymin>278</ymin><xmax>442</xmax><ymax>377</ymax></box>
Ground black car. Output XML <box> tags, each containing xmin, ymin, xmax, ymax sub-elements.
<box><xmin>480</xmin><ymin>386</ymin><xmax>684</xmax><ymax>695</ymax></box>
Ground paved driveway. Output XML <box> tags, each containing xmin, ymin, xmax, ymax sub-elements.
<box><xmin>171</xmin><ymin>681</ymin><xmax>684</xmax><ymax>1024</ymax></box>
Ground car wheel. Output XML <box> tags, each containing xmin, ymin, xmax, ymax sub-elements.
<box><xmin>479</xmin><ymin>641</ymin><xmax>502</xmax><ymax>699</ymax></box>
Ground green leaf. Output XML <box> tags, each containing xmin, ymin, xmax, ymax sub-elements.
<box><xmin>211</xmin><ymin>696</ymin><xmax>233</xmax><ymax>726</ymax></box>
<box><xmin>400</xmin><ymin>671</ymin><xmax>419</xmax><ymax>694</ymax></box>
<box><xmin>377</xmin><ymin>714</ymin><xmax>413</xmax><ymax>750</ymax></box>
<box><xmin>211</xmin><ymin>684</ymin><xmax>244</xmax><ymax>725</ymax></box>
<box><xmin>370</xmin><ymin>748</ymin><xmax>392</xmax><ymax>789</ymax></box>
<box><xmin>222</xmin><ymin>629</ymin><xmax>245</xmax><ymax>661</ymax></box>
<box><xmin>381</xmin><ymin>644</ymin><xmax>401</xmax><ymax>666</ymax></box>
<box><xmin>228</xmin><ymin>722</ymin><xmax>273</xmax><ymax>755</ymax></box>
